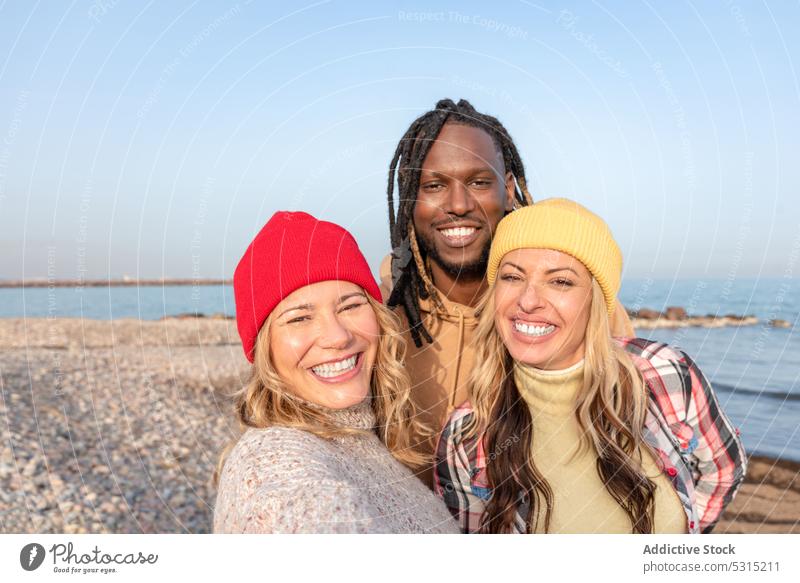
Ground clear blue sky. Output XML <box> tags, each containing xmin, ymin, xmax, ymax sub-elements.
<box><xmin>1</xmin><ymin>0</ymin><xmax>798</xmax><ymax>282</ymax></box>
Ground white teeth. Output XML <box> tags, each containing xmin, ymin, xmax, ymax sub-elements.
<box><xmin>311</xmin><ymin>355</ymin><xmax>358</xmax><ymax>378</ymax></box>
<box><xmin>514</xmin><ymin>321</ymin><xmax>555</xmax><ymax>337</ymax></box>
<box><xmin>441</xmin><ymin>227</ymin><xmax>476</xmax><ymax>239</ymax></box>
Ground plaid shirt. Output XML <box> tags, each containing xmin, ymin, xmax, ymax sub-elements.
<box><xmin>434</xmin><ymin>338</ymin><xmax>747</xmax><ymax>534</ymax></box>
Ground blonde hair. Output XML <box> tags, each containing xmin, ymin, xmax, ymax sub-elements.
<box><xmin>215</xmin><ymin>294</ymin><xmax>429</xmax><ymax>484</ymax></box>
<box><xmin>466</xmin><ymin>279</ymin><xmax>657</xmax><ymax>533</ymax></box>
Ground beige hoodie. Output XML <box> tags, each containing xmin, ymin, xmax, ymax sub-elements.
<box><xmin>378</xmin><ymin>254</ymin><xmax>634</xmax><ymax>488</ymax></box>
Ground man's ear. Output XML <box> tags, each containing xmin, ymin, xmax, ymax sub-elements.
<box><xmin>504</xmin><ymin>172</ymin><xmax>515</xmax><ymax>212</ymax></box>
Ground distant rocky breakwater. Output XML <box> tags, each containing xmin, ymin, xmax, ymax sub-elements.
<box><xmin>628</xmin><ymin>306</ymin><xmax>791</xmax><ymax>330</ymax></box>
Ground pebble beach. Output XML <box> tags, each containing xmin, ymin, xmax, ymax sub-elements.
<box><xmin>0</xmin><ymin>318</ymin><xmax>246</xmax><ymax>534</ymax></box>
<box><xmin>1</xmin><ymin>318</ymin><xmax>797</xmax><ymax>534</ymax></box>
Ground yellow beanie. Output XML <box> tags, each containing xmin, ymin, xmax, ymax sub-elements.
<box><xmin>487</xmin><ymin>198</ymin><xmax>622</xmax><ymax>315</ymax></box>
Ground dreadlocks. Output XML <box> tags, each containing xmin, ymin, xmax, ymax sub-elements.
<box><xmin>386</xmin><ymin>98</ymin><xmax>533</xmax><ymax>347</ymax></box>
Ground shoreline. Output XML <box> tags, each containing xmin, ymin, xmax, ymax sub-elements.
<box><xmin>715</xmin><ymin>454</ymin><xmax>800</xmax><ymax>533</ymax></box>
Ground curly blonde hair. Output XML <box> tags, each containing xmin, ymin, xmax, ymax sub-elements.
<box><xmin>215</xmin><ymin>293</ymin><xmax>429</xmax><ymax>484</ymax></box>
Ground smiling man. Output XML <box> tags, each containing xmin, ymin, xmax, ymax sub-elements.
<box><xmin>410</xmin><ymin>121</ymin><xmax>515</xmax><ymax>306</ymax></box>
<box><xmin>381</xmin><ymin>99</ymin><xmax>633</xmax><ymax>486</ymax></box>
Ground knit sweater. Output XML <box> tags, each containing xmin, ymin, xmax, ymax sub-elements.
<box><xmin>213</xmin><ymin>398</ymin><xmax>460</xmax><ymax>534</ymax></box>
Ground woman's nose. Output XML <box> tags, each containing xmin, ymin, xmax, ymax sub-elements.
<box><xmin>318</xmin><ymin>314</ymin><xmax>353</xmax><ymax>348</ymax></box>
<box><xmin>518</xmin><ymin>283</ymin><xmax>546</xmax><ymax>312</ymax></box>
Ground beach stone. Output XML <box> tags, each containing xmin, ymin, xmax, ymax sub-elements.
<box><xmin>22</xmin><ymin>457</ymin><xmax>42</xmax><ymax>477</ymax></box>
<box><xmin>635</xmin><ymin>308</ymin><xmax>661</xmax><ymax>320</ymax></box>
<box><xmin>664</xmin><ymin>306</ymin><xmax>688</xmax><ymax>320</ymax></box>
<box><xmin>209</xmin><ymin>313</ymin><xmax>234</xmax><ymax>320</ymax></box>
<box><xmin>161</xmin><ymin>313</ymin><xmax>204</xmax><ymax>320</ymax></box>
<box><xmin>768</xmin><ymin>319</ymin><xmax>791</xmax><ymax>328</ymax></box>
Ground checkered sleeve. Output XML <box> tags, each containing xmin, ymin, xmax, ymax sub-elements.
<box><xmin>678</xmin><ymin>349</ymin><xmax>747</xmax><ymax>532</ymax></box>
<box><xmin>621</xmin><ymin>338</ymin><xmax>747</xmax><ymax>533</ymax></box>
<box><xmin>433</xmin><ymin>407</ymin><xmax>488</xmax><ymax>534</ymax></box>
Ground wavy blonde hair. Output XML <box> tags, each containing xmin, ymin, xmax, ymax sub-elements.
<box><xmin>465</xmin><ymin>279</ymin><xmax>657</xmax><ymax>533</ymax></box>
<box><xmin>215</xmin><ymin>294</ymin><xmax>429</xmax><ymax>484</ymax></box>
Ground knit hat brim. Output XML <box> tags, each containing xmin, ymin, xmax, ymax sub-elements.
<box><xmin>487</xmin><ymin>198</ymin><xmax>622</xmax><ymax>315</ymax></box>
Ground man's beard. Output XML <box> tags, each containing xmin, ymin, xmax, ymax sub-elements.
<box><xmin>417</xmin><ymin>235</ymin><xmax>490</xmax><ymax>281</ymax></box>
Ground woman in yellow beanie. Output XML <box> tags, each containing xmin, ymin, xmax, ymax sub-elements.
<box><xmin>434</xmin><ymin>198</ymin><xmax>746</xmax><ymax>534</ymax></box>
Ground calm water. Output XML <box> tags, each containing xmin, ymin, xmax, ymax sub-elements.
<box><xmin>2</xmin><ymin>278</ymin><xmax>798</xmax><ymax>461</ymax></box>
<box><xmin>617</xmin><ymin>278</ymin><xmax>800</xmax><ymax>463</ymax></box>
<box><xmin>0</xmin><ymin>284</ymin><xmax>236</xmax><ymax>321</ymax></box>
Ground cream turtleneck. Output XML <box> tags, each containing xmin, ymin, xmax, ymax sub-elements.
<box><xmin>514</xmin><ymin>360</ymin><xmax>686</xmax><ymax>533</ymax></box>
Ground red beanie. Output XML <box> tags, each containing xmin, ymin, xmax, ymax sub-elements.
<box><xmin>233</xmin><ymin>211</ymin><xmax>382</xmax><ymax>362</ymax></box>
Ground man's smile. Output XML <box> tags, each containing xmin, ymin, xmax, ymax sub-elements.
<box><xmin>436</xmin><ymin>224</ymin><xmax>481</xmax><ymax>247</ymax></box>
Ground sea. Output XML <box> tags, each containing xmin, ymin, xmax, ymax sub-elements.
<box><xmin>1</xmin><ymin>277</ymin><xmax>798</xmax><ymax>463</ymax></box>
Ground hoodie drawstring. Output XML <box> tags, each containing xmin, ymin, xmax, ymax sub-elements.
<box><xmin>449</xmin><ymin>307</ymin><xmax>466</xmax><ymax>411</ymax></box>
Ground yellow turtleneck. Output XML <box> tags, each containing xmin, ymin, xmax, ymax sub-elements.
<box><xmin>514</xmin><ymin>360</ymin><xmax>686</xmax><ymax>533</ymax></box>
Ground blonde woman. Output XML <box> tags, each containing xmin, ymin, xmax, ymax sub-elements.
<box><xmin>435</xmin><ymin>199</ymin><xmax>746</xmax><ymax>534</ymax></box>
<box><xmin>214</xmin><ymin>211</ymin><xmax>458</xmax><ymax>534</ymax></box>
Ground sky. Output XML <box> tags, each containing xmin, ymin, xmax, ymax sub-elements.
<box><xmin>1</xmin><ymin>0</ymin><xmax>799</xmax><ymax>282</ymax></box>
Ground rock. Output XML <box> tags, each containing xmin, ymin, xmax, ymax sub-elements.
<box><xmin>768</xmin><ymin>319</ymin><xmax>791</xmax><ymax>329</ymax></box>
<box><xmin>630</xmin><ymin>311</ymin><xmax>760</xmax><ymax>329</ymax></box>
<box><xmin>635</xmin><ymin>308</ymin><xmax>661</xmax><ymax>320</ymax></box>
<box><xmin>161</xmin><ymin>313</ymin><xmax>204</xmax><ymax>320</ymax></box>
<box><xmin>22</xmin><ymin>457</ymin><xmax>42</xmax><ymax>477</ymax></box>
<box><xmin>664</xmin><ymin>306</ymin><xmax>688</xmax><ymax>321</ymax></box>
